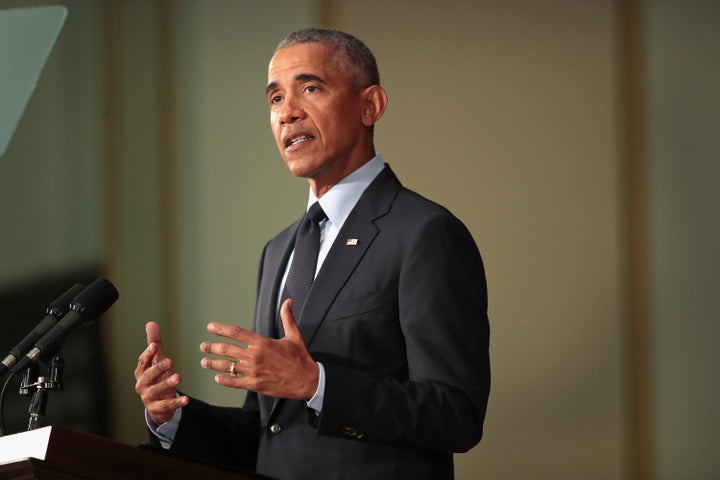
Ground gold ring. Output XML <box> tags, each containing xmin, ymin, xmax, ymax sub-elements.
<box><xmin>229</xmin><ymin>360</ymin><xmax>236</xmax><ymax>376</ymax></box>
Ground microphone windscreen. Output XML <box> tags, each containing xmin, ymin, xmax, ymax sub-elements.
<box><xmin>71</xmin><ymin>277</ymin><xmax>119</xmax><ymax>325</ymax></box>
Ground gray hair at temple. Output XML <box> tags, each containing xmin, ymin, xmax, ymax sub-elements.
<box><xmin>276</xmin><ymin>28</ymin><xmax>380</xmax><ymax>91</ymax></box>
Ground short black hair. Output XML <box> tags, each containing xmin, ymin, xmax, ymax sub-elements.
<box><xmin>276</xmin><ymin>28</ymin><xmax>380</xmax><ymax>90</ymax></box>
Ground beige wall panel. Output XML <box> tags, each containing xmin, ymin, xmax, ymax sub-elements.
<box><xmin>646</xmin><ymin>1</ymin><xmax>720</xmax><ymax>478</ymax></box>
<box><xmin>329</xmin><ymin>1</ymin><xmax>625</xmax><ymax>478</ymax></box>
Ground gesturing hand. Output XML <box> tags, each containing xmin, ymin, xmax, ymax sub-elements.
<box><xmin>200</xmin><ymin>299</ymin><xmax>319</xmax><ymax>400</ymax></box>
<box><xmin>134</xmin><ymin>321</ymin><xmax>189</xmax><ymax>425</ymax></box>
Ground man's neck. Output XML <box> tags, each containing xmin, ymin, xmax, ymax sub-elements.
<box><xmin>308</xmin><ymin>152</ymin><xmax>377</xmax><ymax>198</ymax></box>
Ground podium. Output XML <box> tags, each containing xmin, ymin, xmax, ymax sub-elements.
<box><xmin>0</xmin><ymin>427</ymin><xmax>270</xmax><ymax>479</ymax></box>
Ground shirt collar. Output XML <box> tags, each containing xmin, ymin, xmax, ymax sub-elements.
<box><xmin>306</xmin><ymin>154</ymin><xmax>385</xmax><ymax>227</ymax></box>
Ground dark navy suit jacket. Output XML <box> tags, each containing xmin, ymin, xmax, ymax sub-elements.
<box><xmin>169</xmin><ymin>165</ymin><xmax>490</xmax><ymax>480</ymax></box>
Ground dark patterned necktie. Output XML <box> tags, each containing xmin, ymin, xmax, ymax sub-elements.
<box><xmin>279</xmin><ymin>202</ymin><xmax>327</xmax><ymax>323</ymax></box>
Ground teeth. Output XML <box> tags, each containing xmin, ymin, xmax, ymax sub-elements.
<box><xmin>288</xmin><ymin>135</ymin><xmax>312</xmax><ymax>147</ymax></box>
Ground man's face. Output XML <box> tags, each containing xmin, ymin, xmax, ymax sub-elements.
<box><xmin>267</xmin><ymin>42</ymin><xmax>369</xmax><ymax>195</ymax></box>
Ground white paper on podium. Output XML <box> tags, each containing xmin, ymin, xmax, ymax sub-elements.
<box><xmin>0</xmin><ymin>425</ymin><xmax>53</xmax><ymax>465</ymax></box>
<box><xmin>0</xmin><ymin>6</ymin><xmax>67</xmax><ymax>158</ymax></box>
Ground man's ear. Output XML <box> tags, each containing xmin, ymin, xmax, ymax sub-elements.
<box><xmin>361</xmin><ymin>85</ymin><xmax>388</xmax><ymax>127</ymax></box>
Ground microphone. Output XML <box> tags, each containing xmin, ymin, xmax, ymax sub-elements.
<box><xmin>11</xmin><ymin>277</ymin><xmax>119</xmax><ymax>374</ymax></box>
<box><xmin>0</xmin><ymin>283</ymin><xmax>84</xmax><ymax>377</ymax></box>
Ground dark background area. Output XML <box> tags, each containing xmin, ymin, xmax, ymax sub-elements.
<box><xmin>0</xmin><ymin>266</ymin><xmax>109</xmax><ymax>437</ymax></box>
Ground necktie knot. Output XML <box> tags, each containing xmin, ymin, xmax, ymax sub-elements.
<box><xmin>297</xmin><ymin>202</ymin><xmax>326</xmax><ymax>238</ymax></box>
<box><xmin>306</xmin><ymin>202</ymin><xmax>326</xmax><ymax>224</ymax></box>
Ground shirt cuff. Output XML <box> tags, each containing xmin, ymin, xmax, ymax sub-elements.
<box><xmin>306</xmin><ymin>362</ymin><xmax>325</xmax><ymax>413</ymax></box>
<box><xmin>145</xmin><ymin>406</ymin><xmax>182</xmax><ymax>449</ymax></box>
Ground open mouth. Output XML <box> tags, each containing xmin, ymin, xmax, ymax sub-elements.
<box><xmin>284</xmin><ymin>133</ymin><xmax>315</xmax><ymax>149</ymax></box>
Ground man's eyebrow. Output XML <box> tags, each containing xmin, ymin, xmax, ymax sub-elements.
<box><xmin>295</xmin><ymin>73</ymin><xmax>327</xmax><ymax>85</ymax></box>
<box><xmin>265</xmin><ymin>73</ymin><xmax>328</xmax><ymax>96</ymax></box>
<box><xmin>265</xmin><ymin>81</ymin><xmax>278</xmax><ymax>96</ymax></box>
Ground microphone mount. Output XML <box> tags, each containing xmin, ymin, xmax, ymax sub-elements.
<box><xmin>20</xmin><ymin>352</ymin><xmax>64</xmax><ymax>431</ymax></box>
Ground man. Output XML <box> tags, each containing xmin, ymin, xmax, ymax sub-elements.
<box><xmin>135</xmin><ymin>28</ymin><xmax>490</xmax><ymax>480</ymax></box>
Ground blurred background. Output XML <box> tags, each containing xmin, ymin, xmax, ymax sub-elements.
<box><xmin>0</xmin><ymin>1</ymin><xmax>717</xmax><ymax>479</ymax></box>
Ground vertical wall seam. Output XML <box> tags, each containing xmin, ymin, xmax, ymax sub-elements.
<box><xmin>156</xmin><ymin>0</ymin><xmax>182</xmax><ymax>360</ymax></box>
<box><xmin>620</xmin><ymin>0</ymin><xmax>654</xmax><ymax>478</ymax></box>
<box><xmin>318</xmin><ymin>0</ymin><xmax>337</xmax><ymax>27</ymax></box>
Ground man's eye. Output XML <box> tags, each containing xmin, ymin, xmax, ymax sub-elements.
<box><xmin>271</xmin><ymin>95</ymin><xmax>282</xmax><ymax>104</ymax></box>
<box><xmin>304</xmin><ymin>85</ymin><xmax>317</xmax><ymax>93</ymax></box>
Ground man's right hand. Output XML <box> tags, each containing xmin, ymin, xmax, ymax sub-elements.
<box><xmin>134</xmin><ymin>321</ymin><xmax>189</xmax><ymax>425</ymax></box>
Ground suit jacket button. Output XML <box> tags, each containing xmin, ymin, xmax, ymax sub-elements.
<box><xmin>342</xmin><ymin>426</ymin><xmax>357</xmax><ymax>438</ymax></box>
<box><xmin>269</xmin><ymin>423</ymin><xmax>283</xmax><ymax>434</ymax></box>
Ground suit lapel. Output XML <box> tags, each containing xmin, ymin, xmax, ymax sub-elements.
<box><xmin>297</xmin><ymin>166</ymin><xmax>402</xmax><ymax>347</ymax></box>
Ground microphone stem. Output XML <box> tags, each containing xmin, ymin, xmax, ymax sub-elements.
<box><xmin>27</xmin><ymin>387</ymin><xmax>48</xmax><ymax>431</ymax></box>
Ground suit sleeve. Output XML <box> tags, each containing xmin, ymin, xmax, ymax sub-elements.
<box><xmin>169</xmin><ymin>393</ymin><xmax>261</xmax><ymax>470</ymax></box>
<box><xmin>316</xmin><ymin>212</ymin><xmax>490</xmax><ymax>453</ymax></box>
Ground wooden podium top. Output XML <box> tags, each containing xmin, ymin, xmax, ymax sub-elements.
<box><xmin>0</xmin><ymin>427</ymin><xmax>270</xmax><ymax>480</ymax></box>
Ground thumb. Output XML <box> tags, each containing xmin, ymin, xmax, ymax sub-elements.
<box><xmin>145</xmin><ymin>321</ymin><xmax>167</xmax><ymax>361</ymax></box>
<box><xmin>279</xmin><ymin>299</ymin><xmax>301</xmax><ymax>339</ymax></box>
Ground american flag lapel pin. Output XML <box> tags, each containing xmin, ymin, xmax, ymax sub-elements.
<box><xmin>346</xmin><ymin>238</ymin><xmax>359</xmax><ymax>246</ymax></box>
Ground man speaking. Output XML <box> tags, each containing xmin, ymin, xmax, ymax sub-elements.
<box><xmin>134</xmin><ymin>28</ymin><xmax>490</xmax><ymax>480</ymax></box>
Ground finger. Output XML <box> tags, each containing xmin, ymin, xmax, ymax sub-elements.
<box><xmin>137</xmin><ymin>356</ymin><xmax>175</xmax><ymax>389</ymax></box>
<box><xmin>134</xmin><ymin>342</ymin><xmax>158</xmax><ymax>379</ymax></box>
<box><xmin>214</xmin><ymin>373</ymin><xmax>249</xmax><ymax>389</ymax></box>
<box><xmin>200</xmin><ymin>357</ymin><xmax>239</xmax><ymax>375</ymax></box>
<box><xmin>199</xmin><ymin>339</ymin><xmax>245</xmax><ymax>359</ymax></box>
<box><xmin>146</xmin><ymin>322</ymin><xmax>167</xmax><ymax>362</ymax></box>
<box><xmin>279</xmin><ymin>298</ymin><xmax>301</xmax><ymax>339</ymax></box>
<box><xmin>206</xmin><ymin>321</ymin><xmax>256</xmax><ymax>344</ymax></box>
<box><xmin>138</xmin><ymin>370</ymin><xmax>181</xmax><ymax>400</ymax></box>
<box><xmin>147</xmin><ymin>395</ymin><xmax>190</xmax><ymax>425</ymax></box>
<box><xmin>146</xmin><ymin>321</ymin><xmax>161</xmax><ymax>345</ymax></box>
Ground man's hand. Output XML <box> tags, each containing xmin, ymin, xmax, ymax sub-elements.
<box><xmin>200</xmin><ymin>299</ymin><xmax>319</xmax><ymax>400</ymax></box>
<box><xmin>134</xmin><ymin>322</ymin><xmax>189</xmax><ymax>425</ymax></box>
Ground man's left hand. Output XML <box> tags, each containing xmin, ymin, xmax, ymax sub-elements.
<box><xmin>200</xmin><ymin>298</ymin><xmax>319</xmax><ymax>400</ymax></box>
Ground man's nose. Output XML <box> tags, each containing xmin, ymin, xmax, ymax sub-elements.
<box><xmin>278</xmin><ymin>95</ymin><xmax>305</xmax><ymax>124</ymax></box>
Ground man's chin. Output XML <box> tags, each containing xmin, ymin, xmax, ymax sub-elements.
<box><xmin>283</xmin><ymin>158</ymin><xmax>317</xmax><ymax>179</ymax></box>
